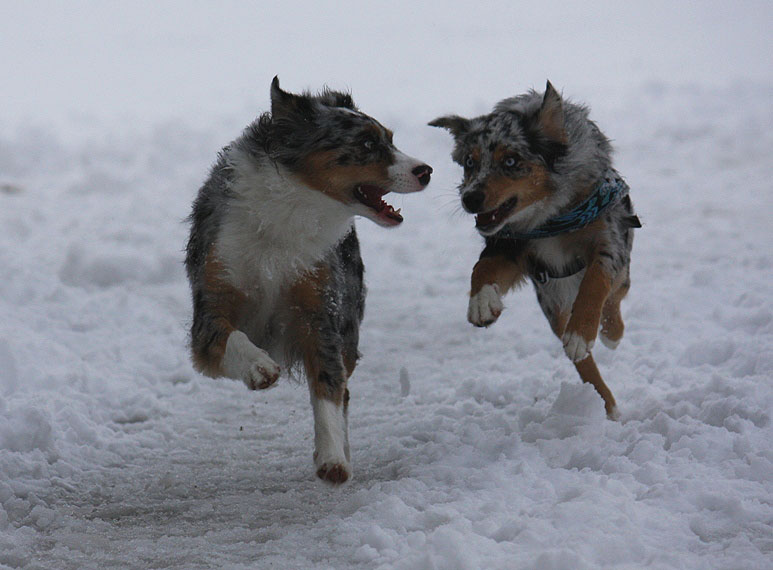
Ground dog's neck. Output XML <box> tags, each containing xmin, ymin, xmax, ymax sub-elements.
<box><xmin>498</xmin><ymin>169</ymin><xmax>630</xmax><ymax>241</ymax></box>
<box><xmin>216</xmin><ymin>149</ymin><xmax>354</xmax><ymax>290</ymax></box>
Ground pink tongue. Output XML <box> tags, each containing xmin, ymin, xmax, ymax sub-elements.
<box><xmin>356</xmin><ymin>185</ymin><xmax>403</xmax><ymax>224</ymax></box>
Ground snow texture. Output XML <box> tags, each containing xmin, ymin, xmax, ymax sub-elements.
<box><xmin>1</xmin><ymin>2</ymin><xmax>772</xmax><ymax>569</ymax></box>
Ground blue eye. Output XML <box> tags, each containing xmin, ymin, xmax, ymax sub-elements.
<box><xmin>363</xmin><ymin>140</ymin><xmax>375</xmax><ymax>150</ymax></box>
<box><xmin>504</xmin><ymin>157</ymin><xmax>517</xmax><ymax>168</ymax></box>
<box><xmin>465</xmin><ymin>156</ymin><xmax>475</xmax><ymax>168</ymax></box>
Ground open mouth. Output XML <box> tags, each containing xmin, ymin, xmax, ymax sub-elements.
<box><xmin>475</xmin><ymin>197</ymin><xmax>518</xmax><ymax>232</ymax></box>
<box><xmin>354</xmin><ymin>184</ymin><xmax>403</xmax><ymax>226</ymax></box>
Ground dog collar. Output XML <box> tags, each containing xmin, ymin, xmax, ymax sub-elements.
<box><xmin>495</xmin><ymin>168</ymin><xmax>630</xmax><ymax>240</ymax></box>
<box><xmin>530</xmin><ymin>256</ymin><xmax>586</xmax><ymax>285</ymax></box>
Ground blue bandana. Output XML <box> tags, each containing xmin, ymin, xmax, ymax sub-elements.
<box><xmin>496</xmin><ymin>168</ymin><xmax>630</xmax><ymax>241</ymax></box>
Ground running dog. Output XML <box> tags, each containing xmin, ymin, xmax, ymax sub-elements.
<box><xmin>185</xmin><ymin>77</ymin><xmax>432</xmax><ymax>483</ymax></box>
<box><xmin>430</xmin><ymin>82</ymin><xmax>639</xmax><ymax>419</ymax></box>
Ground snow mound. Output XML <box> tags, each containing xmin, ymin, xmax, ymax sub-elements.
<box><xmin>59</xmin><ymin>244</ymin><xmax>181</xmax><ymax>289</ymax></box>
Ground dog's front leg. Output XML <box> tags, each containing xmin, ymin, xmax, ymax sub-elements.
<box><xmin>292</xmin><ymin>273</ymin><xmax>353</xmax><ymax>485</ymax></box>
<box><xmin>562</xmin><ymin>259</ymin><xmax>611</xmax><ymax>362</ymax></box>
<box><xmin>468</xmin><ymin>254</ymin><xmax>526</xmax><ymax>327</ymax></box>
<box><xmin>307</xmin><ymin>350</ymin><xmax>351</xmax><ymax>485</ymax></box>
<box><xmin>191</xmin><ymin>253</ymin><xmax>280</xmax><ymax>389</ymax></box>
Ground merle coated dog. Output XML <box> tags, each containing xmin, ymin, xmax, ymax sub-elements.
<box><xmin>431</xmin><ymin>82</ymin><xmax>639</xmax><ymax>419</ymax></box>
<box><xmin>186</xmin><ymin>78</ymin><xmax>432</xmax><ymax>483</ymax></box>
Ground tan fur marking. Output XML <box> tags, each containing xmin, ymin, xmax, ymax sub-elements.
<box><xmin>491</xmin><ymin>145</ymin><xmax>514</xmax><ymax>164</ymax></box>
<box><xmin>482</xmin><ymin>164</ymin><xmax>552</xmax><ymax>213</ymax></box>
<box><xmin>539</xmin><ymin>108</ymin><xmax>567</xmax><ymax>144</ymax></box>
<box><xmin>538</xmin><ymin>87</ymin><xmax>568</xmax><ymax>143</ymax></box>
<box><xmin>549</xmin><ymin>310</ymin><xmax>570</xmax><ymax>339</ymax></box>
<box><xmin>470</xmin><ymin>255</ymin><xmax>527</xmax><ymax>296</ymax></box>
<box><xmin>565</xmin><ymin>260</ymin><xmax>612</xmax><ymax>344</ymax></box>
<box><xmin>289</xmin><ymin>267</ymin><xmax>326</xmax><ymax>390</ymax></box>
<box><xmin>342</xmin><ymin>352</ymin><xmax>357</xmax><ymax>378</ymax></box>
<box><xmin>192</xmin><ymin>253</ymin><xmax>247</xmax><ymax>376</ymax></box>
<box><xmin>289</xmin><ymin>267</ymin><xmax>346</xmax><ymax>404</ymax></box>
<box><xmin>289</xmin><ymin>267</ymin><xmax>328</xmax><ymax>314</ymax></box>
<box><xmin>364</xmin><ymin>123</ymin><xmax>382</xmax><ymax>138</ymax></box>
<box><xmin>298</xmin><ymin>150</ymin><xmax>389</xmax><ymax>204</ymax></box>
<box><xmin>574</xmin><ymin>354</ymin><xmax>618</xmax><ymax>417</ymax></box>
<box><xmin>601</xmin><ymin>280</ymin><xmax>629</xmax><ymax>344</ymax></box>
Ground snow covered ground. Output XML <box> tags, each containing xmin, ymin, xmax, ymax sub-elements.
<box><xmin>1</xmin><ymin>2</ymin><xmax>771</xmax><ymax>568</ymax></box>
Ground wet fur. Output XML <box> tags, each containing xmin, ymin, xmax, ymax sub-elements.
<box><xmin>186</xmin><ymin>78</ymin><xmax>430</xmax><ymax>484</ymax></box>
<box><xmin>431</xmin><ymin>82</ymin><xmax>638</xmax><ymax>419</ymax></box>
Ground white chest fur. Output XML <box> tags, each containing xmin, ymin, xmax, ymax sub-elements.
<box><xmin>215</xmin><ymin>149</ymin><xmax>354</xmax><ymax>304</ymax></box>
<box><xmin>529</xmin><ymin>237</ymin><xmax>585</xmax><ymax>311</ymax></box>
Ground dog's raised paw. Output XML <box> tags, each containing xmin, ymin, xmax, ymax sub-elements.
<box><xmin>245</xmin><ymin>360</ymin><xmax>280</xmax><ymax>390</ymax></box>
<box><xmin>222</xmin><ymin>330</ymin><xmax>281</xmax><ymax>390</ymax></box>
<box><xmin>562</xmin><ymin>331</ymin><xmax>594</xmax><ymax>362</ymax></box>
<box><xmin>468</xmin><ymin>284</ymin><xmax>503</xmax><ymax>327</ymax></box>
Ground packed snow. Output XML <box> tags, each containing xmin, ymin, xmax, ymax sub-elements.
<box><xmin>1</xmin><ymin>2</ymin><xmax>772</xmax><ymax>569</ymax></box>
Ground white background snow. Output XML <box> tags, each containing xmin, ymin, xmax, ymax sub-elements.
<box><xmin>1</xmin><ymin>1</ymin><xmax>771</xmax><ymax>568</ymax></box>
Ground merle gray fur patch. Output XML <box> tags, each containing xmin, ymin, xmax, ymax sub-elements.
<box><xmin>237</xmin><ymin>76</ymin><xmax>398</xmax><ymax>171</ymax></box>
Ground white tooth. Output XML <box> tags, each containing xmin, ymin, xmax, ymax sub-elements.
<box><xmin>395</xmin><ymin>208</ymin><xmax>401</xmax><ymax>215</ymax></box>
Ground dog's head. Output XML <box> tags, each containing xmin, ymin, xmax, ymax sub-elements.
<box><xmin>260</xmin><ymin>77</ymin><xmax>432</xmax><ymax>227</ymax></box>
<box><xmin>431</xmin><ymin>81</ymin><xmax>599</xmax><ymax>236</ymax></box>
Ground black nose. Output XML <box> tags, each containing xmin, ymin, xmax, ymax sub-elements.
<box><xmin>462</xmin><ymin>190</ymin><xmax>485</xmax><ymax>213</ymax></box>
<box><xmin>412</xmin><ymin>164</ymin><xmax>432</xmax><ymax>187</ymax></box>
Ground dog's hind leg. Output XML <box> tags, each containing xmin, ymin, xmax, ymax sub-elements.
<box><xmin>547</xmin><ymin>305</ymin><xmax>619</xmax><ymax>420</ymax></box>
<box><xmin>600</xmin><ymin>274</ymin><xmax>630</xmax><ymax>350</ymax></box>
<box><xmin>575</xmin><ymin>354</ymin><xmax>619</xmax><ymax>420</ymax></box>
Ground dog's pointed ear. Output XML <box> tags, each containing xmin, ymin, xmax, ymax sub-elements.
<box><xmin>538</xmin><ymin>81</ymin><xmax>567</xmax><ymax>143</ymax></box>
<box><xmin>270</xmin><ymin>76</ymin><xmax>312</xmax><ymax>119</ymax></box>
<box><xmin>428</xmin><ymin>115</ymin><xmax>471</xmax><ymax>138</ymax></box>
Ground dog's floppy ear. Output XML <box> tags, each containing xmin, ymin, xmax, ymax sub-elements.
<box><xmin>270</xmin><ymin>76</ymin><xmax>313</xmax><ymax>119</ymax></box>
<box><xmin>428</xmin><ymin>115</ymin><xmax>471</xmax><ymax>138</ymax></box>
<box><xmin>537</xmin><ymin>81</ymin><xmax>566</xmax><ymax>143</ymax></box>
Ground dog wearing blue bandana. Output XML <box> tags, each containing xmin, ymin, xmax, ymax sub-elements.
<box><xmin>430</xmin><ymin>82</ymin><xmax>640</xmax><ymax>420</ymax></box>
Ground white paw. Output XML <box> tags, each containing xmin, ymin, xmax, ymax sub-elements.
<box><xmin>244</xmin><ymin>359</ymin><xmax>281</xmax><ymax>390</ymax></box>
<box><xmin>599</xmin><ymin>332</ymin><xmax>620</xmax><ymax>350</ymax></box>
<box><xmin>222</xmin><ymin>331</ymin><xmax>280</xmax><ymax>390</ymax></box>
<box><xmin>607</xmin><ymin>405</ymin><xmax>621</xmax><ymax>421</ymax></box>
<box><xmin>562</xmin><ymin>331</ymin><xmax>594</xmax><ymax>362</ymax></box>
<box><xmin>468</xmin><ymin>284</ymin><xmax>504</xmax><ymax>327</ymax></box>
<box><xmin>311</xmin><ymin>398</ymin><xmax>351</xmax><ymax>485</ymax></box>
